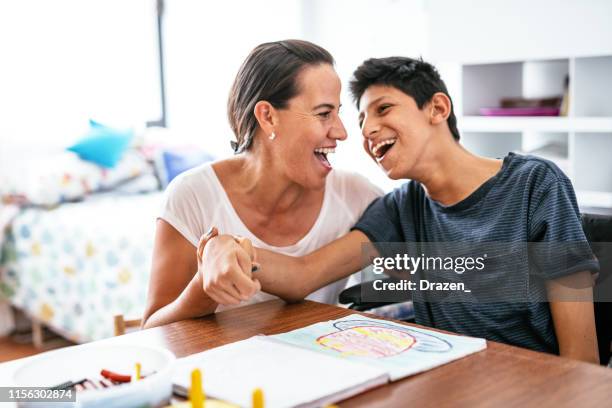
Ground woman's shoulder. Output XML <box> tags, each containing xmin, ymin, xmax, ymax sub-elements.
<box><xmin>165</xmin><ymin>161</ymin><xmax>217</xmax><ymax>197</ymax></box>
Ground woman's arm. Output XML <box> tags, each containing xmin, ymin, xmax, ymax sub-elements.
<box><xmin>546</xmin><ymin>270</ymin><xmax>599</xmax><ymax>363</ymax></box>
<box><xmin>141</xmin><ymin>220</ymin><xmax>217</xmax><ymax>329</ymax></box>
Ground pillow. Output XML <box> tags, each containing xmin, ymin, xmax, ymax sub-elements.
<box><xmin>67</xmin><ymin>120</ymin><xmax>134</xmax><ymax>168</ymax></box>
<box><xmin>99</xmin><ymin>150</ymin><xmax>156</xmax><ymax>189</ymax></box>
<box><xmin>155</xmin><ymin>147</ymin><xmax>214</xmax><ymax>188</ymax></box>
<box><xmin>1</xmin><ymin>150</ymin><xmax>157</xmax><ymax>207</ymax></box>
<box><xmin>5</xmin><ymin>152</ymin><xmax>105</xmax><ymax>206</ymax></box>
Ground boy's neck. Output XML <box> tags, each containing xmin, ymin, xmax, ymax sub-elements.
<box><xmin>416</xmin><ymin>141</ymin><xmax>504</xmax><ymax>207</ymax></box>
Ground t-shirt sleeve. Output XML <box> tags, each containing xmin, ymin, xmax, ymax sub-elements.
<box><xmin>352</xmin><ymin>191</ymin><xmax>404</xmax><ymax>244</ymax></box>
<box><xmin>529</xmin><ymin>175</ymin><xmax>599</xmax><ymax>279</ymax></box>
<box><xmin>158</xmin><ymin>174</ymin><xmax>205</xmax><ymax>247</ymax></box>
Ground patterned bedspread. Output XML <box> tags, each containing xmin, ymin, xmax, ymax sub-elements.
<box><xmin>0</xmin><ymin>192</ymin><xmax>163</xmax><ymax>342</ymax></box>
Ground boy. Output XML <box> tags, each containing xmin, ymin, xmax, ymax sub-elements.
<box><xmin>201</xmin><ymin>57</ymin><xmax>599</xmax><ymax>362</ymax></box>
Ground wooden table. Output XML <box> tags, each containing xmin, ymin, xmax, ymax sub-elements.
<box><xmin>3</xmin><ymin>299</ymin><xmax>612</xmax><ymax>407</ymax></box>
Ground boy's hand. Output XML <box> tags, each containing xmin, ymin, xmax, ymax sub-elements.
<box><xmin>197</xmin><ymin>227</ymin><xmax>261</xmax><ymax>306</ymax></box>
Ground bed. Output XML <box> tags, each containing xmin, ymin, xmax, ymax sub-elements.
<box><xmin>0</xmin><ymin>124</ymin><xmax>218</xmax><ymax>344</ymax></box>
<box><xmin>0</xmin><ymin>192</ymin><xmax>162</xmax><ymax>343</ymax></box>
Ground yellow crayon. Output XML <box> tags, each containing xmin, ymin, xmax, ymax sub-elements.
<box><xmin>134</xmin><ymin>362</ymin><xmax>141</xmax><ymax>381</ymax></box>
<box><xmin>189</xmin><ymin>369</ymin><xmax>205</xmax><ymax>408</ymax></box>
<box><xmin>252</xmin><ymin>388</ymin><xmax>264</xmax><ymax>408</ymax></box>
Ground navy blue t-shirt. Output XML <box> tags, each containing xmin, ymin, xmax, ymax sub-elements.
<box><xmin>353</xmin><ymin>152</ymin><xmax>599</xmax><ymax>353</ymax></box>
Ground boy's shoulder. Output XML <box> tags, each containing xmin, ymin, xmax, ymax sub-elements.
<box><xmin>379</xmin><ymin>152</ymin><xmax>572</xmax><ymax>207</ymax></box>
<box><xmin>504</xmin><ymin>152</ymin><xmax>568</xmax><ymax>184</ymax></box>
<box><xmin>500</xmin><ymin>153</ymin><xmax>576</xmax><ymax>205</ymax></box>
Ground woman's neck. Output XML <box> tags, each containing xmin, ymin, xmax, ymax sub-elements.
<box><xmin>215</xmin><ymin>152</ymin><xmax>313</xmax><ymax>218</ymax></box>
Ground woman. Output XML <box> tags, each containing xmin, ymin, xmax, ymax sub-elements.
<box><xmin>142</xmin><ymin>40</ymin><xmax>382</xmax><ymax>328</ymax></box>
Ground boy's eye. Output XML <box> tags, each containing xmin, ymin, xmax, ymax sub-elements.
<box><xmin>377</xmin><ymin>104</ymin><xmax>391</xmax><ymax>114</ymax></box>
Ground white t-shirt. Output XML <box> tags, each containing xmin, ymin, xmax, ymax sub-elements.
<box><xmin>159</xmin><ymin>162</ymin><xmax>383</xmax><ymax>311</ymax></box>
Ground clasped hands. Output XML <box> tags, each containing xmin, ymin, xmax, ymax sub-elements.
<box><xmin>197</xmin><ymin>226</ymin><xmax>261</xmax><ymax>306</ymax></box>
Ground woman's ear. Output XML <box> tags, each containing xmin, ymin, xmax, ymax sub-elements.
<box><xmin>429</xmin><ymin>92</ymin><xmax>451</xmax><ymax>125</ymax></box>
<box><xmin>253</xmin><ymin>101</ymin><xmax>277</xmax><ymax>135</ymax></box>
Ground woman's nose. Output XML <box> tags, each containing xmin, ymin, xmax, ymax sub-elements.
<box><xmin>330</xmin><ymin>116</ymin><xmax>348</xmax><ymax>141</ymax></box>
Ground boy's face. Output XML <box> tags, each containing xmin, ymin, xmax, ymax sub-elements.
<box><xmin>358</xmin><ymin>85</ymin><xmax>433</xmax><ymax>179</ymax></box>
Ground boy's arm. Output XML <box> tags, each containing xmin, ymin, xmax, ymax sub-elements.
<box><xmin>256</xmin><ymin>230</ymin><xmax>376</xmax><ymax>301</ymax></box>
<box><xmin>546</xmin><ymin>270</ymin><xmax>599</xmax><ymax>364</ymax></box>
<box><xmin>200</xmin><ymin>230</ymin><xmax>376</xmax><ymax>304</ymax></box>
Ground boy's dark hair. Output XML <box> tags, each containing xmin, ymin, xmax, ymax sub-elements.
<box><xmin>349</xmin><ymin>57</ymin><xmax>460</xmax><ymax>141</ymax></box>
<box><xmin>228</xmin><ymin>39</ymin><xmax>334</xmax><ymax>154</ymax></box>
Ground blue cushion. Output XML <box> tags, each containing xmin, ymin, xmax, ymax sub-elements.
<box><xmin>67</xmin><ymin>121</ymin><xmax>133</xmax><ymax>168</ymax></box>
<box><xmin>156</xmin><ymin>148</ymin><xmax>214</xmax><ymax>187</ymax></box>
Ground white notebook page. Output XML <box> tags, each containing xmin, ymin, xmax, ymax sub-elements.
<box><xmin>173</xmin><ymin>336</ymin><xmax>388</xmax><ymax>408</ymax></box>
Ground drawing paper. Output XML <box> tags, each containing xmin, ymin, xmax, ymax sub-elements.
<box><xmin>173</xmin><ymin>315</ymin><xmax>487</xmax><ymax>407</ymax></box>
<box><xmin>270</xmin><ymin>314</ymin><xmax>487</xmax><ymax>381</ymax></box>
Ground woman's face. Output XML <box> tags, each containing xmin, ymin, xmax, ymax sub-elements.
<box><xmin>271</xmin><ymin>63</ymin><xmax>347</xmax><ymax>189</ymax></box>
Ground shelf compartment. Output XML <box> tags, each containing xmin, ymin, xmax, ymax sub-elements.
<box><xmin>574</xmin><ymin>56</ymin><xmax>612</xmax><ymax>117</ymax></box>
<box><xmin>573</xmin><ymin>132</ymin><xmax>612</xmax><ymax>194</ymax></box>
<box><xmin>461</xmin><ymin>59</ymin><xmax>568</xmax><ymax>116</ymax></box>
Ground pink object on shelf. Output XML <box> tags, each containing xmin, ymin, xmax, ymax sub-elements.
<box><xmin>479</xmin><ymin>107</ymin><xmax>560</xmax><ymax>116</ymax></box>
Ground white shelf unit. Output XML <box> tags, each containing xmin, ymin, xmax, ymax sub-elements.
<box><xmin>457</xmin><ymin>55</ymin><xmax>612</xmax><ymax>208</ymax></box>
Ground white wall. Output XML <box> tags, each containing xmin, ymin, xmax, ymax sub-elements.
<box><xmin>427</xmin><ymin>0</ymin><xmax>612</xmax><ymax>64</ymax></box>
<box><xmin>0</xmin><ymin>0</ymin><xmax>159</xmax><ymax>147</ymax></box>
<box><xmin>0</xmin><ymin>0</ymin><xmax>160</xmax><ymax>180</ymax></box>
<box><xmin>163</xmin><ymin>0</ymin><xmax>303</xmax><ymax>158</ymax></box>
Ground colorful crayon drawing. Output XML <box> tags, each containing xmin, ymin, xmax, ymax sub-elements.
<box><xmin>315</xmin><ymin>320</ymin><xmax>452</xmax><ymax>358</ymax></box>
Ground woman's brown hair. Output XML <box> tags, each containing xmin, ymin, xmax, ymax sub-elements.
<box><xmin>228</xmin><ymin>39</ymin><xmax>334</xmax><ymax>154</ymax></box>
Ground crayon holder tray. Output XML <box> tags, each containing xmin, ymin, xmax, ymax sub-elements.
<box><xmin>13</xmin><ymin>344</ymin><xmax>176</xmax><ymax>408</ymax></box>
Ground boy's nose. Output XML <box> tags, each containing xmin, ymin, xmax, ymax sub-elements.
<box><xmin>361</xmin><ymin>117</ymin><xmax>380</xmax><ymax>139</ymax></box>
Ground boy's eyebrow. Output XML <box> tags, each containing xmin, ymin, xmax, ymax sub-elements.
<box><xmin>358</xmin><ymin>96</ymin><xmax>387</xmax><ymax>115</ymax></box>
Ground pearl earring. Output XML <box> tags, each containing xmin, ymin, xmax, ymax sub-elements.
<box><xmin>269</xmin><ymin>132</ymin><xmax>276</xmax><ymax>140</ymax></box>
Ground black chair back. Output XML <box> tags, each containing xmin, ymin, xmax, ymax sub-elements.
<box><xmin>582</xmin><ymin>213</ymin><xmax>612</xmax><ymax>365</ymax></box>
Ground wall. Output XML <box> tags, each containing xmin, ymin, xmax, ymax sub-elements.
<box><xmin>163</xmin><ymin>0</ymin><xmax>302</xmax><ymax>158</ymax></box>
<box><xmin>427</xmin><ymin>0</ymin><xmax>612</xmax><ymax>64</ymax></box>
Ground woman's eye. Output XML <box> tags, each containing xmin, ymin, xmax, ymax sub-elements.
<box><xmin>318</xmin><ymin>111</ymin><xmax>332</xmax><ymax>119</ymax></box>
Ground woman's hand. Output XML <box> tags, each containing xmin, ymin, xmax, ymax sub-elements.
<box><xmin>197</xmin><ymin>227</ymin><xmax>261</xmax><ymax>305</ymax></box>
